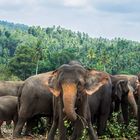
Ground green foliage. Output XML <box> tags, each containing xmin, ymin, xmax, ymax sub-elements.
<box><xmin>9</xmin><ymin>45</ymin><xmax>37</xmax><ymax>80</ymax></box>
<box><xmin>32</xmin><ymin>113</ymin><xmax>137</xmax><ymax>139</ymax></box>
<box><xmin>0</xmin><ymin>64</ymin><xmax>20</xmax><ymax>80</ymax></box>
<box><xmin>102</xmin><ymin>112</ymin><xmax>137</xmax><ymax>139</ymax></box>
<box><xmin>0</xmin><ymin>20</ymin><xmax>28</xmax><ymax>31</ymax></box>
<box><xmin>0</xmin><ymin>21</ymin><xmax>139</xmax><ymax>139</ymax></box>
<box><xmin>31</xmin><ymin>117</ymin><xmax>48</xmax><ymax>135</ymax></box>
<box><xmin>64</xmin><ymin>112</ymin><xmax>137</xmax><ymax>139</ymax></box>
<box><xmin>0</xmin><ymin>21</ymin><xmax>140</xmax><ymax>80</ymax></box>
<box><xmin>64</xmin><ymin>120</ymin><xmax>73</xmax><ymax>136</ymax></box>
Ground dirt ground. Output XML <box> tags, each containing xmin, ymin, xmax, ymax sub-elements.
<box><xmin>0</xmin><ymin>123</ymin><xmax>46</xmax><ymax>140</ymax></box>
<box><xmin>0</xmin><ymin>123</ymin><xmax>131</xmax><ymax>140</ymax></box>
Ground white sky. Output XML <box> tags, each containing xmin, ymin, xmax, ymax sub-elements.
<box><xmin>0</xmin><ymin>0</ymin><xmax>140</xmax><ymax>41</ymax></box>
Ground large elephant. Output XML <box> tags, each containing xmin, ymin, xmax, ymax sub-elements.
<box><xmin>0</xmin><ymin>81</ymin><xmax>24</xmax><ymax>96</ymax></box>
<box><xmin>88</xmin><ymin>70</ymin><xmax>112</xmax><ymax>136</ymax></box>
<box><xmin>110</xmin><ymin>74</ymin><xmax>138</xmax><ymax>125</ymax></box>
<box><xmin>69</xmin><ymin>61</ymin><xmax>112</xmax><ymax>136</ymax></box>
<box><xmin>0</xmin><ymin>96</ymin><xmax>18</xmax><ymax>137</ymax></box>
<box><xmin>13</xmin><ymin>72</ymin><xmax>53</xmax><ymax>138</ymax></box>
<box><xmin>47</xmin><ymin>64</ymin><xmax>110</xmax><ymax>140</ymax></box>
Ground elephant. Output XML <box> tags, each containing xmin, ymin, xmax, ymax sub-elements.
<box><xmin>112</xmin><ymin>74</ymin><xmax>139</xmax><ymax>92</ymax></box>
<box><xmin>69</xmin><ymin>60</ymin><xmax>113</xmax><ymax>136</ymax></box>
<box><xmin>88</xmin><ymin>70</ymin><xmax>112</xmax><ymax>136</ymax></box>
<box><xmin>0</xmin><ymin>81</ymin><xmax>24</xmax><ymax>135</ymax></box>
<box><xmin>47</xmin><ymin>63</ymin><xmax>110</xmax><ymax>140</ymax></box>
<box><xmin>0</xmin><ymin>81</ymin><xmax>24</xmax><ymax>96</ymax></box>
<box><xmin>69</xmin><ymin>61</ymin><xmax>112</xmax><ymax>136</ymax></box>
<box><xmin>110</xmin><ymin>74</ymin><xmax>138</xmax><ymax>125</ymax></box>
<box><xmin>13</xmin><ymin>72</ymin><xmax>53</xmax><ymax>138</ymax></box>
<box><xmin>137</xmin><ymin>74</ymin><xmax>140</xmax><ymax>137</ymax></box>
<box><xmin>0</xmin><ymin>96</ymin><xmax>18</xmax><ymax>137</ymax></box>
<box><xmin>138</xmin><ymin>84</ymin><xmax>140</xmax><ymax>137</ymax></box>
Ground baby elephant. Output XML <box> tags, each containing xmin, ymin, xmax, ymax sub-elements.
<box><xmin>0</xmin><ymin>96</ymin><xmax>18</xmax><ymax>137</ymax></box>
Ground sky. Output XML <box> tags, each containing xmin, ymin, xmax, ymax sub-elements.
<box><xmin>0</xmin><ymin>0</ymin><xmax>140</xmax><ymax>41</ymax></box>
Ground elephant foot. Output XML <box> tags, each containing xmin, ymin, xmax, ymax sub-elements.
<box><xmin>13</xmin><ymin>133</ymin><xmax>22</xmax><ymax>138</ymax></box>
<box><xmin>46</xmin><ymin>135</ymin><xmax>54</xmax><ymax>140</ymax></box>
<box><xmin>22</xmin><ymin>130</ymin><xmax>32</xmax><ymax>136</ymax></box>
<box><xmin>23</xmin><ymin>132</ymin><xmax>34</xmax><ymax>137</ymax></box>
<box><xmin>0</xmin><ymin>134</ymin><xmax>4</xmax><ymax>138</ymax></box>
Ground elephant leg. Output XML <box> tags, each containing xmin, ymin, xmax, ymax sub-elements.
<box><xmin>71</xmin><ymin>99</ymin><xmax>85</xmax><ymax>140</ymax></box>
<box><xmin>97</xmin><ymin>100</ymin><xmax>110</xmax><ymax>136</ymax></box>
<box><xmin>58</xmin><ymin>99</ymin><xmax>67</xmax><ymax>140</ymax></box>
<box><xmin>47</xmin><ymin>97</ymin><xmax>59</xmax><ymax>140</ymax></box>
<box><xmin>46</xmin><ymin>117</ymin><xmax>52</xmax><ymax>132</ymax></box>
<box><xmin>47</xmin><ymin>117</ymin><xmax>58</xmax><ymax>140</ymax></box>
<box><xmin>6</xmin><ymin>120</ymin><xmax>11</xmax><ymax>125</ymax></box>
<box><xmin>138</xmin><ymin>96</ymin><xmax>140</xmax><ymax>136</ymax></box>
<box><xmin>13</xmin><ymin>105</ymin><xmax>29</xmax><ymax>138</ymax></box>
<box><xmin>121</xmin><ymin>97</ymin><xmax>129</xmax><ymax>125</ymax></box>
<box><xmin>71</xmin><ymin>112</ymin><xmax>97</xmax><ymax>140</ymax></box>
<box><xmin>97</xmin><ymin>113</ymin><xmax>108</xmax><ymax>136</ymax></box>
<box><xmin>86</xmin><ymin>106</ymin><xmax>97</xmax><ymax>140</ymax></box>
<box><xmin>87</xmin><ymin>123</ymin><xmax>97</xmax><ymax>140</ymax></box>
<box><xmin>71</xmin><ymin>98</ymin><xmax>93</xmax><ymax>140</ymax></box>
<box><xmin>70</xmin><ymin>125</ymin><xmax>77</xmax><ymax>140</ymax></box>
<box><xmin>0</xmin><ymin>121</ymin><xmax>3</xmax><ymax>138</ymax></box>
<box><xmin>23</xmin><ymin>117</ymin><xmax>37</xmax><ymax>136</ymax></box>
<box><xmin>13</xmin><ymin>114</ymin><xmax>18</xmax><ymax>130</ymax></box>
<box><xmin>13</xmin><ymin>117</ymin><xmax>26</xmax><ymax>138</ymax></box>
<box><xmin>71</xmin><ymin>118</ymin><xmax>83</xmax><ymax>140</ymax></box>
<box><xmin>13</xmin><ymin>98</ymin><xmax>35</xmax><ymax>138</ymax></box>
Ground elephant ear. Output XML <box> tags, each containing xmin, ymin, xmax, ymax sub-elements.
<box><xmin>48</xmin><ymin>70</ymin><xmax>60</xmax><ymax>97</ymax></box>
<box><xmin>127</xmin><ymin>81</ymin><xmax>134</xmax><ymax>93</ymax></box>
<box><xmin>85</xmin><ymin>70</ymin><xmax>109</xmax><ymax>95</ymax></box>
<box><xmin>115</xmin><ymin>80</ymin><xmax>134</xmax><ymax>101</ymax></box>
<box><xmin>115</xmin><ymin>80</ymin><xmax>126</xmax><ymax>101</ymax></box>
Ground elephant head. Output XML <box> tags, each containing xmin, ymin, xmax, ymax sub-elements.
<box><xmin>48</xmin><ymin>64</ymin><xmax>109</xmax><ymax>121</ymax></box>
<box><xmin>114</xmin><ymin>79</ymin><xmax>137</xmax><ymax>117</ymax></box>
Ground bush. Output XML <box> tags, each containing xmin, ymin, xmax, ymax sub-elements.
<box><xmin>31</xmin><ymin>112</ymin><xmax>137</xmax><ymax>139</ymax></box>
<box><xmin>103</xmin><ymin>112</ymin><xmax>137</xmax><ymax>139</ymax></box>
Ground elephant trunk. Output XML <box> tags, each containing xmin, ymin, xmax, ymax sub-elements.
<box><xmin>128</xmin><ymin>91</ymin><xmax>138</xmax><ymax>117</ymax></box>
<box><xmin>62</xmin><ymin>83</ymin><xmax>77</xmax><ymax>121</ymax></box>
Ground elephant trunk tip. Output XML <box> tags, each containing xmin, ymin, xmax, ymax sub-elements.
<box><xmin>69</xmin><ymin>114</ymin><xmax>77</xmax><ymax>121</ymax></box>
<box><xmin>63</xmin><ymin>108</ymin><xmax>77</xmax><ymax>121</ymax></box>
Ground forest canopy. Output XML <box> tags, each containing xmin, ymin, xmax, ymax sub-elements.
<box><xmin>0</xmin><ymin>20</ymin><xmax>140</xmax><ymax>80</ymax></box>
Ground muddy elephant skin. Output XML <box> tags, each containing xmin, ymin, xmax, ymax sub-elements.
<box><xmin>110</xmin><ymin>74</ymin><xmax>138</xmax><ymax>125</ymax></box>
<box><xmin>88</xmin><ymin>70</ymin><xmax>112</xmax><ymax>136</ymax></box>
<box><xmin>47</xmin><ymin>64</ymin><xmax>109</xmax><ymax>140</ymax></box>
<box><xmin>13</xmin><ymin>72</ymin><xmax>53</xmax><ymax>138</ymax></box>
<box><xmin>0</xmin><ymin>96</ymin><xmax>18</xmax><ymax>137</ymax></box>
<box><xmin>0</xmin><ymin>81</ymin><xmax>24</xmax><ymax>96</ymax></box>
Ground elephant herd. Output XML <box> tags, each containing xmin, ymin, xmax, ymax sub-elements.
<box><xmin>0</xmin><ymin>61</ymin><xmax>139</xmax><ymax>140</ymax></box>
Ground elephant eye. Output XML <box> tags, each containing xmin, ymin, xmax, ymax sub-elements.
<box><xmin>77</xmin><ymin>81</ymin><xmax>81</xmax><ymax>86</ymax></box>
<box><xmin>77</xmin><ymin>80</ymin><xmax>85</xmax><ymax>91</ymax></box>
<box><xmin>77</xmin><ymin>81</ymin><xmax>81</xmax><ymax>88</ymax></box>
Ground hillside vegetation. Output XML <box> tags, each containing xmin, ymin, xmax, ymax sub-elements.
<box><xmin>0</xmin><ymin>20</ymin><xmax>139</xmax><ymax>80</ymax></box>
